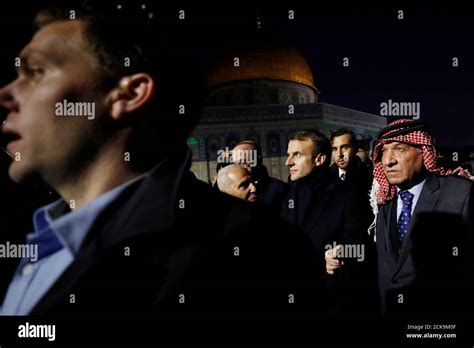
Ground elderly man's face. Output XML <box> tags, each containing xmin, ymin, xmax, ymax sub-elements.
<box><xmin>222</xmin><ymin>166</ymin><xmax>257</xmax><ymax>203</ymax></box>
<box><xmin>381</xmin><ymin>141</ymin><xmax>424</xmax><ymax>188</ymax></box>
<box><xmin>0</xmin><ymin>20</ymin><xmax>108</xmax><ymax>185</ymax></box>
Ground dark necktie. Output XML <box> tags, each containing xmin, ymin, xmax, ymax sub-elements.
<box><xmin>397</xmin><ymin>191</ymin><xmax>414</xmax><ymax>243</ymax></box>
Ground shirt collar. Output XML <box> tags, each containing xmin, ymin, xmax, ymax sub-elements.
<box><xmin>397</xmin><ymin>177</ymin><xmax>426</xmax><ymax>197</ymax></box>
<box><xmin>28</xmin><ymin>173</ymin><xmax>147</xmax><ymax>256</ymax></box>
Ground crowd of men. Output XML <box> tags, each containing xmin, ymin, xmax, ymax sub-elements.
<box><xmin>0</xmin><ymin>4</ymin><xmax>472</xmax><ymax>324</ymax></box>
<box><xmin>215</xmin><ymin>122</ymin><xmax>474</xmax><ymax>319</ymax></box>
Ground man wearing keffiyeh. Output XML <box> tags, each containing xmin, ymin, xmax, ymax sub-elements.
<box><xmin>326</xmin><ymin>118</ymin><xmax>474</xmax><ymax>318</ymax></box>
<box><xmin>372</xmin><ymin>118</ymin><xmax>470</xmax><ymax>205</ymax></box>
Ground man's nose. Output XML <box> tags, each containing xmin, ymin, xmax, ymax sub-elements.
<box><xmin>338</xmin><ymin>148</ymin><xmax>344</xmax><ymax>158</ymax></box>
<box><xmin>249</xmin><ymin>183</ymin><xmax>257</xmax><ymax>193</ymax></box>
<box><xmin>382</xmin><ymin>150</ymin><xmax>397</xmax><ymax>167</ymax></box>
<box><xmin>0</xmin><ymin>82</ymin><xmax>20</xmax><ymax>113</ymax></box>
<box><xmin>285</xmin><ymin>156</ymin><xmax>293</xmax><ymax>167</ymax></box>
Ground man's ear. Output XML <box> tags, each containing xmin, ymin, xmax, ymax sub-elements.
<box><xmin>107</xmin><ymin>73</ymin><xmax>155</xmax><ymax>120</ymax></box>
<box><xmin>315</xmin><ymin>153</ymin><xmax>327</xmax><ymax>167</ymax></box>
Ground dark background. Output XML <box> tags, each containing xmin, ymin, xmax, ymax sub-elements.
<box><xmin>0</xmin><ymin>2</ymin><xmax>472</xmax><ymax>234</ymax></box>
<box><xmin>0</xmin><ymin>2</ymin><xmax>472</xmax><ymax>343</ymax></box>
<box><xmin>1</xmin><ymin>1</ymin><xmax>472</xmax><ymax>233</ymax></box>
<box><xmin>1</xmin><ymin>2</ymin><xmax>473</xmax><ymax>149</ymax></box>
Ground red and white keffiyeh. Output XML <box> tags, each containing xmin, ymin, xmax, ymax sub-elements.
<box><xmin>372</xmin><ymin>119</ymin><xmax>470</xmax><ymax>205</ymax></box>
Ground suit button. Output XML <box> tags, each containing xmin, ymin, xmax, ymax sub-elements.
<box><xmin>392</xmin><ymin>279</ymin><xmax>398</xmax><ymax>285</ymax></box>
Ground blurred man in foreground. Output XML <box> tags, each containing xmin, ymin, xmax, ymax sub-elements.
<box><xmin>0</xmin><ymin>5</ymin><xmax>316</xmax><ymax>316</ymax></box>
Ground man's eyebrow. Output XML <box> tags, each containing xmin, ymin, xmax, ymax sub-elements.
<box><xmin>383</xmin><ymin>141</ymin><xmax>400</xmax><ymax>148</ymax></box>
<box><xmin>17</xmin><ymin>49</ymin><xmax>59</xmax><ymax>68</ymax></box>
<box><xmin>19</xmin><ymin>50</ymin><xmax>43</xmax><ymax>62</ymax></box>
<box><xmin>393</xmin><ymin>142</ymin><xmax>409</xmax><ymax>148</ymax></box>
<box><xmin>238</xmin><ymin>177</ymin><xmax>251</xmax><ymax>188</ymax></box>
<box><xmin>15</xmin><ymin>53</ymin><xmax>30</xmax><ymax>74</ymax></box>
<box><xmin>334</xmin><ymin>143</ymin><xmax>350</xmax><ymax>149</ymax></box>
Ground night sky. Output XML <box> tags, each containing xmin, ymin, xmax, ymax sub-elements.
<box><xmin>1</xmin><ymin>2</ymin><xmax>472</xmax><ymax>149</ymax></box>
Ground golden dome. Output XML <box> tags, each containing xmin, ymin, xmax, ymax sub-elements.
<box><xmin>208</xmin><ymin>42</ymin><xmax>317</xmax><ymax>90</ymax></box>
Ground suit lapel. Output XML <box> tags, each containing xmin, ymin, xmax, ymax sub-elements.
<box><xmin>395</xmin><ymin>174</ymin><xmax>440</xmax><ymax>274</ymax></box>
<box><xmin>382</xmin><ymin>200</ymin><xmax>398</xmax><ymax>269</ymax></box>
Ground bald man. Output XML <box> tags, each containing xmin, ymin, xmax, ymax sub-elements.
<box><xmin>217</xmin><ymin>164</ymin><xmax>258</xmax><ymax>203</ymax></box>
<box><xmin>232</xmin><ymin>141</ymin><xmax>288</xmax><ymax>210</ymax></box>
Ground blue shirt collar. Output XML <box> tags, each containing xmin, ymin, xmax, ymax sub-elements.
<box><xmin>396</xmin><ymin>178</ymin><xmax>426</xmax><ymax>197</ymax></box>
<box><xmin>27</xmin><ymin>173</ymin><xmax>147</xmax><ymax>259</ymax></box>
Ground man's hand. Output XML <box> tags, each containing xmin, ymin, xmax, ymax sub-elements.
<box><xmin>325</xmin><ymin>244</ymin><xmax>344</xmax><ymax>275</ymax></box>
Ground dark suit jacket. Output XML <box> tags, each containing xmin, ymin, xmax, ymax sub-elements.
<box><xmin>376</xmin><ymin>173</ymin><xmax>474</xmax><ymax>317</ymax></box>
<box><xmin>27</xmin><ymin>149</ymin><xmax>319</xmax><ymax>317</ymax></box>
<box><xmin>254</xmin><ymin>165</ymin><xmax>289</xmax><ymax>213</ymax></box>
<box><xmin>330</xmin><ymin>158</ymin><xmax>375</xmax><ymax>233</ymax></box>
<box><xmin>330</xmin><ymin>157</ymin><xmax>373</xmax><ymax>197</ymax></box>
<box><xmin>281</xmin><ymin>167</ymin><xmax>377</xmax><ymax>317</ymax></box>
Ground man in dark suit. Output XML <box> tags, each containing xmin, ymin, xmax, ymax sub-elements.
<box><xmin>373</xmin><ymin>119</ymin><xmax>473</xmax><ymax>318</ymax></box>
<box><xmin>282</xmin><ymin>130</ymin><xmax>376</xmax><ymax>316</ymax></box>
<box><xmin>329</xmin><ymin>128</ymin><xmax>377</xmax><ymax>284</ymax></box>
<box><xmin>327</xmin><ymin>119</ymin><xmax>474</xmax><ymax>318</ymax></box>
<box><xmin>0</xmin><ymin>5</ymin><xmax>317</xmax><ymax>317</ymax></box>
<box><xmin>329</xmin><ymin>128</ymin><xmax>373</xmax><ymax>197</ymax></box>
